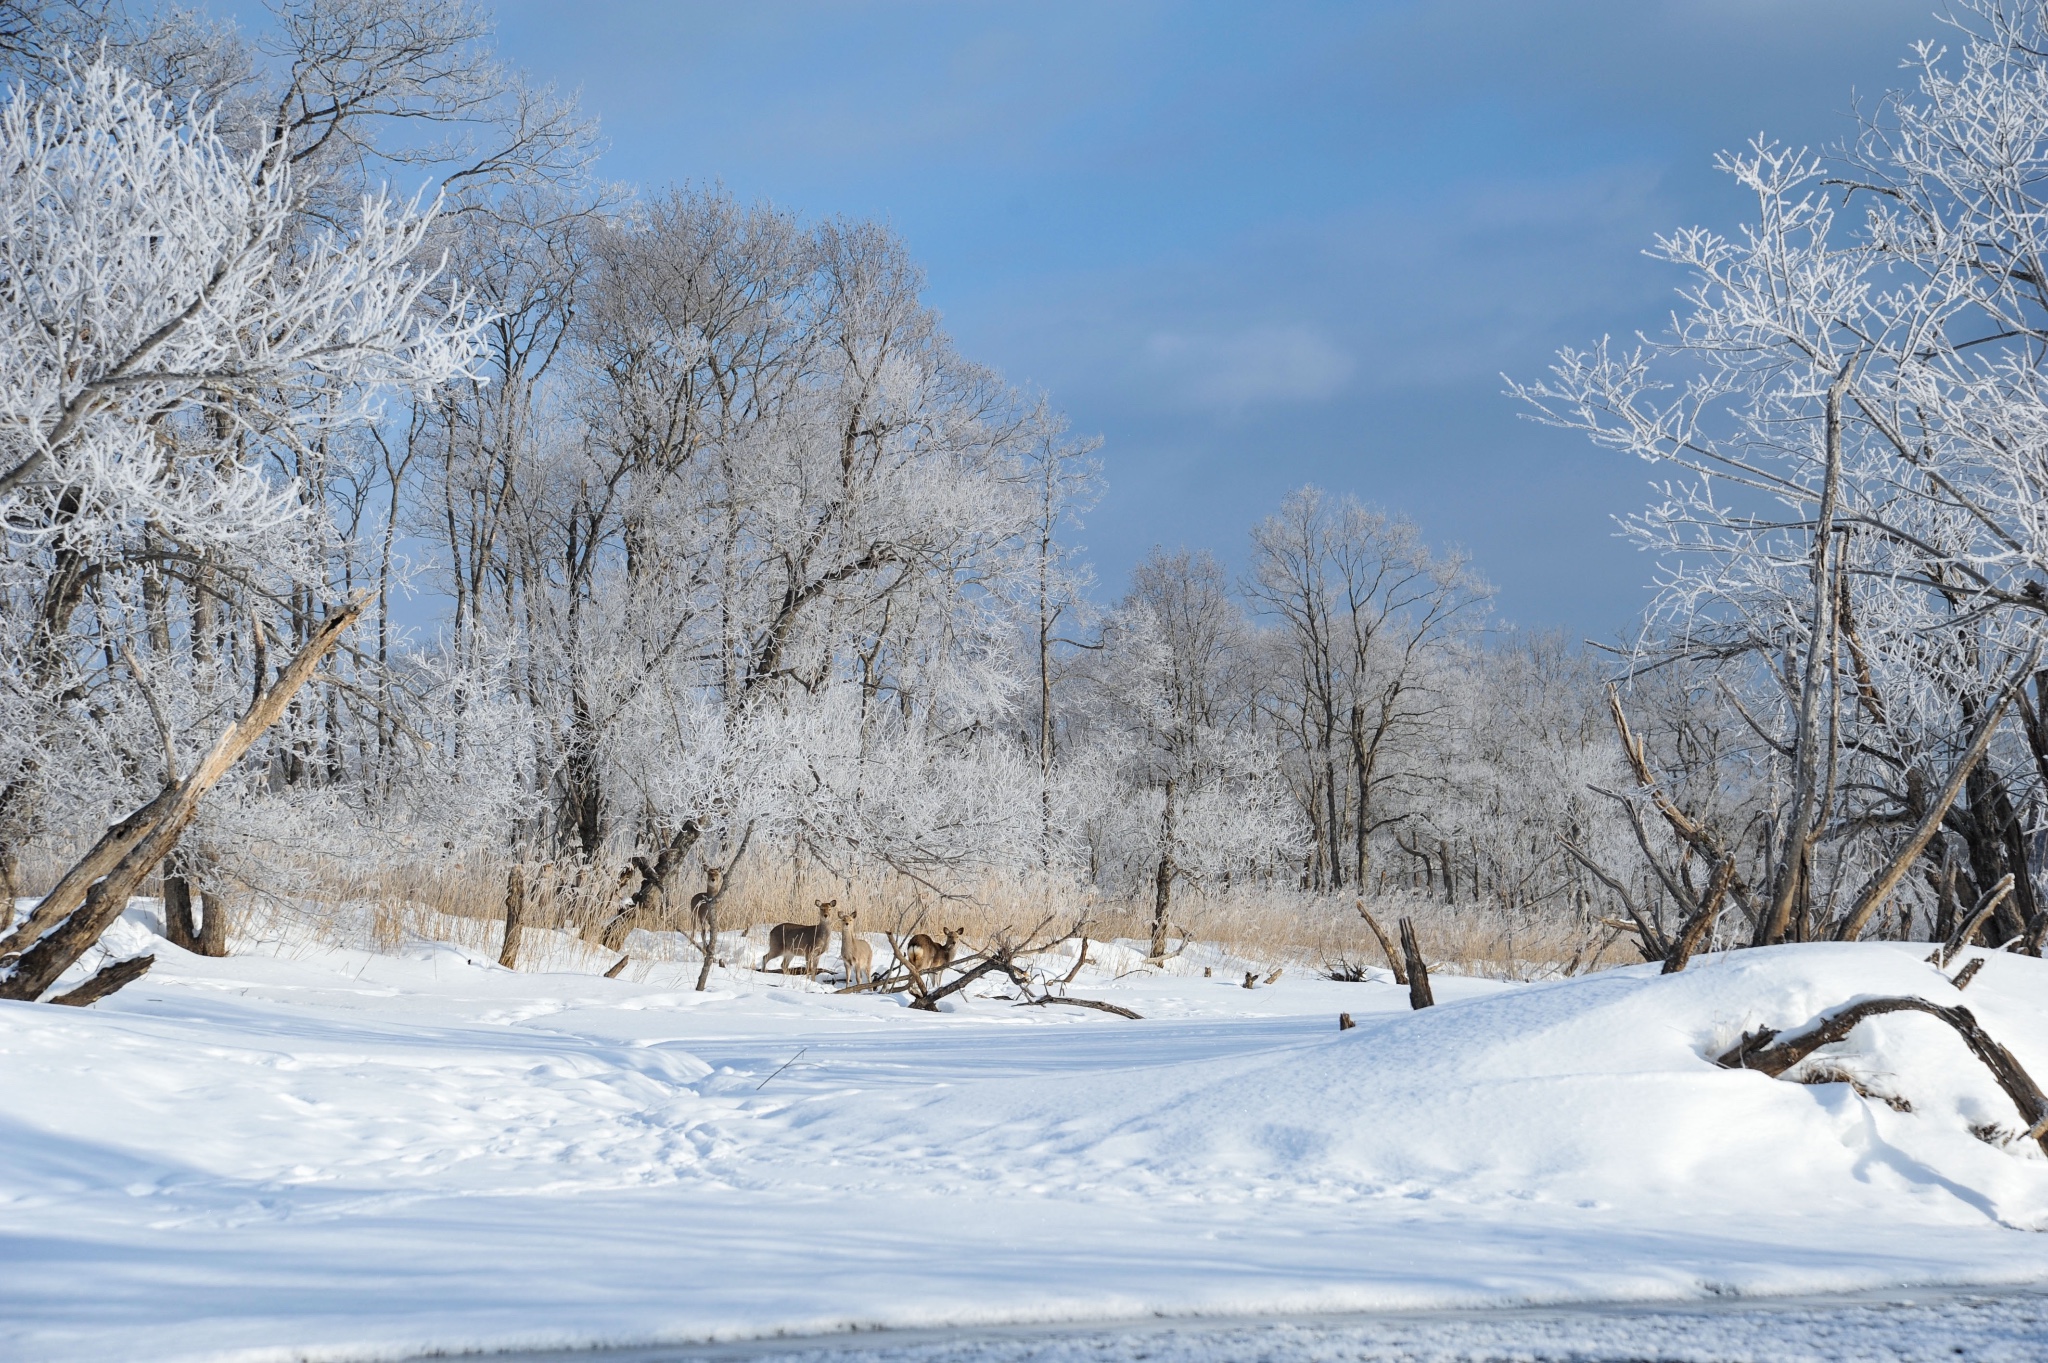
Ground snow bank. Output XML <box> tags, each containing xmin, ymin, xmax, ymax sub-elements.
<box><xmin>5</xmin><ymin>921</ymin><xmax>2048</xmax><ymax>1362</ymax></box>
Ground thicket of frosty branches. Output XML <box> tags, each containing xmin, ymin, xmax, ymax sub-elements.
<box><xmin>1516</xmin><ymin>0</ymin><xmax>2048</xmax><ymax>953</ymax></box>
<box><xmin>22</xmin><ymin>0</ymin><xmax>2048</xmax><ymax>976</ymax></box>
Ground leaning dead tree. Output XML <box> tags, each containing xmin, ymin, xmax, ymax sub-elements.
<box><xmin>0</xmin><ymin>597</ymin><xmax>368</xmax><ymax>1003</ymax></box>
<box><xmin>1356</xmin><ymin>899</ymin><xmax>1407</xmax><ymax>984</ymax></box>
<box><xmin>1931</xmin><ymin>875</ymin><xmax>2016</xmax><ymax>969</ymax></box>
<box><xmin>1559</xmin><ymin>691</ymin><xmax>1739</xmax><ymax>972</ymax></box>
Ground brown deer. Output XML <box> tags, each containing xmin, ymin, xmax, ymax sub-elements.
<box><xmin>836</xmin><ymin>908</ymin><xmax>872</xmax><ymax>986</ymax></box>
<box><xmin>762</xmin><ymin>899</ymin><xmax>835</xmax><ymax>978</ymax></box>
<box><xmin>688</xmin><ymin>866</ymin><xmax>725</xmax><ymax>933</ymax></box>
<box><xmin>903</xmin><ymin>926</ymin><xmax>961</xmax><ymax>986</ymax></box>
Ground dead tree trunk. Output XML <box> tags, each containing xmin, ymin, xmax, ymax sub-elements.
<box><xmin>162</xmin><ymin>857</ymin><xmax>199</xmax><ymax>952</ymax></box>
<box><xmin>1757</xmin><ymin>361</ymin><xmax>1852</xmax><ymax>946</ymax></box>
<box><xmin>194</xmin><ymin>878</ymin><xmax>228</xmax><ymax>958</ymax></box>
<box><xmin>0</xmin><ymin>786</ymin><xmax>181</xmax><ymax>962</ymax></box>
<box><xmin>1398</xmin><ymin>916</ymin><xmax>1434</xmax><ymax>1010</ymax></box>
<box><xmin>1932</xmin><ymin>874</ymin><xmax>2015</xmax><ymax>968</ymax></box>
<box><xmin>1356</xmin><ymin>899</ymin><xmax>1406</xmax><ymax>984</ymax></box>
<box><xmin>499</xmin><ymin>862</ymin><xmax>528</xmax><ymax>970</ymax></box>
<box><xmin>0</xmin><ymin>597</ymin><xmax>367</xmax><ymax>1003</ymax></box>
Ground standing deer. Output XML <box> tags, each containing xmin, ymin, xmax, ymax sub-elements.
<box><xmin>903</xmin><ymin>926</ymin><xmax>961</xmax><ymax>986</ymax></box>
<box><xmin>688</xmin><ymin>866</ymin><xmax>725</xmax><ymax>933</ymax></box>
<box><xmin>836</xmin><ymin>908</ymin><xmax>872</xmax><ymax>986</ymax></box>
<box><xmin>762</xmin><ymin>899</ymin><xmax>835</xmax><ymax>978</ymax></box>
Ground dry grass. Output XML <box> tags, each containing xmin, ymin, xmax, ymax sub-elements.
<box><xmin>7</xmin><ymin>826</ymin><xmax>1619</xmax><ymax>981</ymax></box>
<box><xmin>148</xmin><ymin>846</ymin><xmax>1626</xmax><ymax>983</ymax></box>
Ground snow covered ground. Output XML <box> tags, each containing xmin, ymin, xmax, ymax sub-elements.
<box><xmin>9</xmin><ymin>908</ymin><xmax>2048</xmax><ymax>1362</ymax></box>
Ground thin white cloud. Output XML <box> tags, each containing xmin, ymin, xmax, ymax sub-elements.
<box><xmin>1138</xmin><ymin>323</ymin><xmax>1354</xmax><ymax>411</ymax></box>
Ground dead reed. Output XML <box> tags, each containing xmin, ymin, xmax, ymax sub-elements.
<box><xmin>151</xmin><ymin>846</ymin><xmax>1621</xmax><ymax>982</ymax></box>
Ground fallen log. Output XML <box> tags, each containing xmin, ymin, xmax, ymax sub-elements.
<box><xmin>1716</xmin><ymin>995</ymin><xmax>2048</xmax><ymax>1155</ymax></box>
<box><xmin>1019</xmin><ymin>994</ymin><xmax>1142</xmax><ymax>1020</ymax></box>
<box><xmin>909</xmin><ymin>952</ymin><xmax>1024</xmax><ymax>1012</ymax></box>
<box><xmin>48</xmin><ymin>954</ymin><xmax>155</xmax><ymax>1007</ymax></box>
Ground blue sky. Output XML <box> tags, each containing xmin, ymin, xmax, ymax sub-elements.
<box><xmin>477</xmin><ymin>0</ymin><xmax>1938</xmax><ymax>637</ymax></box>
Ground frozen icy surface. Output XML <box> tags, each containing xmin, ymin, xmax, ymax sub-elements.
<box><xmin>443</xmin><ymin>1289</ymin><xmax>2048</xmax><ymax>1363</ymax></box>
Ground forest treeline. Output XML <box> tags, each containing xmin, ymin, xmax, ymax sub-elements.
<box><xmin>9</xmin><ymin>0</ymin><xmax>2048</xmax><ymax>991</ymax></box>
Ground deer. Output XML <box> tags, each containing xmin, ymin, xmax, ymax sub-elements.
<box><xmin>688</xmin><ymin>866</ymin><xmax>725</xmax><ymax>933</ymax></box>
<box><xmin>835</xmin><ymin>908</ymin><xmax>872</xmax><ymax>986</ymax></box>
<box><xmin>902</xmin><ymin>926</ymin><xmax>962</xmax><ymax>987</ymax></box>
<box><xmin>762</xmin><ymin>899</ymin><xmax>835</xmax><ymax>978</ymax></box>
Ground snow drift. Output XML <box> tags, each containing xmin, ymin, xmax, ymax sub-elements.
<box><xmin>7</xmin><ymin>914</ymin><xmax>2048</xmax><ymax>1362</ymax></box>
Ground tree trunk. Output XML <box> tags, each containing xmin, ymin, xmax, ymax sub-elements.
<box><xmin>601</xmin><ymin>821</ymin><xmax>701</xmax><ymax>952</ymax></box>
<box><xmin>499</xmin><ymin>863</ymin><xmax>527</xmax><ymax>969</ymax></box>
<box><xmin>1150</xmin><ymin>779</ymin><xmax>1175</xmax><ymax>959</ymax></box>
<box><xmin>0</xmin><ymin>785</ymin><xmax>182</xmax><ymax>962</ymax></box>
<box><xmin>1661</xmin><ymin>857</ymin><xmax>1733</xmax><ymax>975</ymax></box>
<box><xmin>194</xmin><ymin>882</ymin><xmax>228</xmax><ymax>958</ymax></box>
<box><xmin>1958</xmin><ymin>771</ymin><xmax>2025</xmax><ymax>945</ymax></box>
<box><xmin>1933</xmin><ymin>855</ymin><xmax>1960</xmax><ymax>943</ymax></box>
<box><xmin>1758</xmin><ymin>362</ymin><xmax>1853</xmax><ymax>945</ymax></box>
<box><xmin>163</xmin><ymin>859</ymin><xmax>199</xmax><ymax>952</ymax></box>
<box><xmin>565</xmin><ymin>691</ymin><xmax>605</xmax><ymax>860</ymax></box>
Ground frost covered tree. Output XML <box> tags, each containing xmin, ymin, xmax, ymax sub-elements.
<box><xmin>1245</xmin><ymin>487</ymin><xmax>1489</xmax><ymax>893</ymax></box>
<box><xmin>1517</xmin><ymin>0</ymin><xmax>2048</xmax><ymax>950</ymax></box>
<box><xmin>407</xmin><ymin>177</ymin><xmax>1082</xmax><ymax>948</ymax></box>
<box><xmin>0</xmin><ymin>57</ymin><xmax>475</xmax><ymax>910</ymax></box>
<box><xmin>0</xmin><ymin>0</ymin><xmax>1658</xmax><ymax>980</ymax></box>
<box><xmin>1072</xmin><ymin>549</ymin><xmax>1301</xmax><ymax>955</ymax></box>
